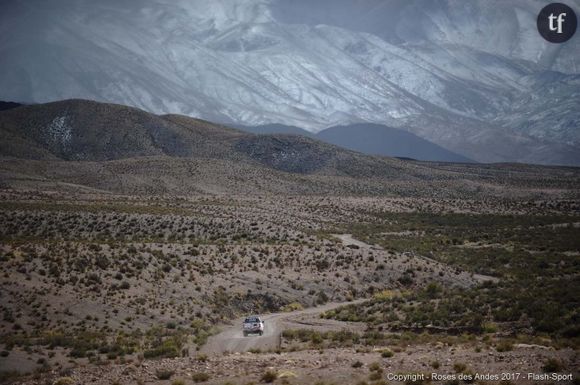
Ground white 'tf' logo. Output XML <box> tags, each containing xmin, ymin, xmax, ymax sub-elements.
<box><xmin>548</xmin><ymin>12</ymin><xmax>567</xmax><ymax>33</ymax></box>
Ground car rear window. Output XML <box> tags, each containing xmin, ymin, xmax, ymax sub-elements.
<box><xmin>245</xmin><ymin>317</ymin><xmax>259</xmax><ymax>323</ymax></box>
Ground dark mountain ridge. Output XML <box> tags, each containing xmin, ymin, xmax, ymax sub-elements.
<box><xmin>0</xmin><ymin>99</ymin><xmax>411</xmax><ymax>178</ymax></box>
<box><xmin>0</xmin><ymin>101</ymin><xmax>23</xmax><ymax>111</ymax></box>
<box><xmin>237</xmin><ymin>123</ymin><xmax>473</xmax><ymax>163</ymax></box>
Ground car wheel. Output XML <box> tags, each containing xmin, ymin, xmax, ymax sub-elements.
<box><xmin>243</xmin><ymin>332</ymin><xmax>247</xmax><ymax>337</ymax></box>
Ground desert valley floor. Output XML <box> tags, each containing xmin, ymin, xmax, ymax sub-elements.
<box><xmin>0</xmin><ymin>187</ymin><xmax>579</xmax><ymax>385</ymax></box>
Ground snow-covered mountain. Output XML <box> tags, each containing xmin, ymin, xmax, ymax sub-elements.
<box><xmin>1</xmin><ymin>0</ymin><xmax>579</xmax><ymax>164</ymax></box>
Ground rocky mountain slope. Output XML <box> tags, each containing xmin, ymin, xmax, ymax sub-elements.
<box><xmin>0</xmin><ymin>99</ymin><xmax>408</xmax><ymax>175</ymax></box>
<box><xmin>0</xmin><ymin>99</ymin><xmax>432</xmax><ymax>196</ymax></box>
<box><xmin>1</xmin><ymin>0</ymin><xmax>579</xmax><ymax>165</ymax></box>
<box><xmin>2</xmin><ymin>99</ymin><xmax>580</xmax><ymax>198</ymax></box>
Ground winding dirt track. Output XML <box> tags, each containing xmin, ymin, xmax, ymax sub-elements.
<box><xmin>201</xmin><ymin>300</ymin><xmax>366</xmax><ymax>355</ymax></box>
<box><xmin>201</xmin><ymin>233</ymin><xmax>496</xmax><ymax>355</ymax></box>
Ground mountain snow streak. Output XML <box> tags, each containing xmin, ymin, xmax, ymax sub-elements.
<box><xmin>1</xmin><ymin>0</ymin><xmax>579</xmax><ymax>164</ymax></box>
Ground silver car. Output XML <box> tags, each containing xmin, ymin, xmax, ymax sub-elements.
<box><xmin>243</xmin><ymin>316</ymin><xmax>264</xmax><ymax>336</ymax></box>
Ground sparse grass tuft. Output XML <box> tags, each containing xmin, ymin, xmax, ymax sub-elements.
<box><xmin>53</xmin><ymin>378</ymin><xmax>75</xmax><ymax>385</ymax></box>
<box><xmin>542</xmin><ymin>358</ymin><xmax>563</xmax><ymax>373</ymax></box>
<box><xmin>191</xmin><ymin>372</ymin><xmax>211</xmax><ymax>383</ymax></box>
<box><xmin>281</xmin><ymin>302</ymin><xmax>304</xmax><ymax>312</ymax></box>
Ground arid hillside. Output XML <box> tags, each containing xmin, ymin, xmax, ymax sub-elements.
<box><xmin>1</xmin><ymin>100</ymin><xmax>580</xmax><ymax>199</ymax></box>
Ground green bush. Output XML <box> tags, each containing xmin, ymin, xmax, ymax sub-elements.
<box><xmin>483</xmin><ymin>322</ymin><xmax>498</xmax><ymax>333</ymax></box>
<box><xmin>261</xmin><ymin>370</ymin><xmax>278</xmax><ymax>383</ymax></box>
<box><xmin>495</xmin><ymin>340</ymin><xmax>513</xmax><ymax>352</ymax></box>
<box><xmin>380</xmin><ymin>349</ymin><xmax>394</xmax><ymax>358</ymax></box>
<box><xmin>191</xmin><ymin>372</ymin><xmax>210</xmax><ymax>382</ymax></box>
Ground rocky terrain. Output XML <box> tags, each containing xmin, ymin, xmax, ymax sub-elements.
<box><xmin>0</xmin><ymin>100</ymin><xmax>579</xmax><ymax>384</ymax></box>
<box><xmin>0</xmin><ymin>188</ymin><xmax>578</xmax><ymax>384</ymax></box>
<box><xmin>7</xmin><ymin>343</ymin><xmax>579</xmax><ymax>385</ymax></box>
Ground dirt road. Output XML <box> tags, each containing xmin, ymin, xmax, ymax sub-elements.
<box><xmin>332</xmin><ymin>234</ymin><xmax>382</xmax><ymax>250</ymax></box>
<box><xmin>201</xmin><ymin>299</ymin><xmax>366</xmax><ymax>355</ymax></box>
<box><xmin>336</xmin><ymin>233</ymin><xmax>498</xmax><ymax>284</ymax></box>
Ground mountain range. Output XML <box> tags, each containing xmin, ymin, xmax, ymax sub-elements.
<box><xmin>0</xmin><ymin>99</ymin><xmax>425</xmax><ymax>195</ymax></box>
<box><xmin>2</xmin><ymin>99</ymin><xmax>578</xmax><ymax>198</ymax></box>
<box><xmin>236</xmin><ymin>123</ymin><xmax>473</xmax><ymax>162</ymax></box>
<box><xmin>0</xmin><ymin>0</ymin><xmax>579</xmax><ymax>165</ymax></box>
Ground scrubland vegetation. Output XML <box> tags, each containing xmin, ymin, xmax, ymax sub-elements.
<box><xmin>0</xmin><ymin>190</ymin><xmax>578</xmax><ymax>384</ymax></box>
<box><xmin>324</xmin><ymin>212</ymin><xmax>580</xmax><ymax>348</ymax></box>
